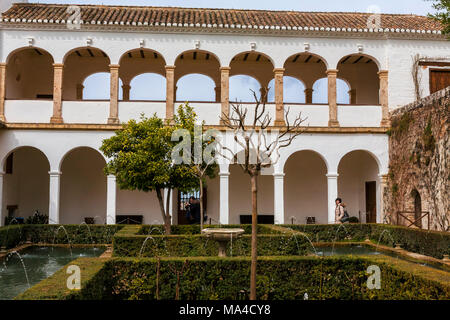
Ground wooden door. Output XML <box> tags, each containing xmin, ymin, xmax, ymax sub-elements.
<box><xmin>430</xmin><ymin>70</ymin><xmax>450</xmax><ymax>94</ymax></box>
<box><xmin>365</xmin><ymin>181</ymin><xmax>377</xmax><ymax>223</ymax></box>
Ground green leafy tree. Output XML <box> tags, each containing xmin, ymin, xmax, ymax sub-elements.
<box><xmin>100</xmin><ymin>107</ymin><xmax>198</xmax><ymax>234</ymax></box>
<box><xmin>172</xmin><ymin>104</ymin><xmax>218</xmax><ymax>231</ymax></box>
<box><xmin>428</xmin><ymin>0</ymin><xmax>450</xmax><ymax>35</ymax></box>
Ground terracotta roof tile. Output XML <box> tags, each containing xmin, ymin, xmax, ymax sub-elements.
<box><xmin>0</xmin><ymin>3</ymin><xmax>443</xmax><ymax>33</ymax></box>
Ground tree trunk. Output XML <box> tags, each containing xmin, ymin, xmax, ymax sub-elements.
<box><xmin>156</xmin><ymin>188</ymin><xmax>171</xmax><ymax>235</ymax></box>
<box><xmin>250</xmin><ymin>173</ymin><xmax>258</xmax><ymax>300</ymax></box>
<box><xmin>199</xmin><ymin>178</ymin><xmax>204</xmax><ymax>232</ymax></box>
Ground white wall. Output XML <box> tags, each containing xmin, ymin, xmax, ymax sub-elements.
<box><xmin>5</xmin><ymin>100</ymin><xmax>53</xmax><ymax>123</ymax></box>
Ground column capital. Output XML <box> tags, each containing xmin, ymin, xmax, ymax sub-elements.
<box><xmin>378</xmin><ymin>70</ymin><xmax>389</xmax><ymax>78</ymax></box>
<box><xmin>378</xmin><ymin>174</ymin><xmax>389</xmax><ymax>182</ymax></box>
<box><xmin>326</xmin><ymin>173</ymin><xmax>339</xmax><ymax>178</ymax></box>
<box><xmin>49</xmin><ymin>171</ymin><xmax>62</xmax><ymax>176</ymax></box>
<box><xmin>219</xmin><ymin>172</ymin><xmax>230</xmax><ymax>177</ymax></box>
<box><xmin>109</xmin><ymin>64</ymin><xmax>120</xmax><ymax>70</ymax></box>
<box><xmin>273</xmin><ymin>173</ymin><xmax>285</xmax><ymax>178</ymax></box>
<box><xmin>0</xmin><ymin>171</ymin><xmax>5</xmax><ymax>176</ymax></box>
<box><xmin>53</xmin><ymin>63</ymin><xmax>64</xmax><ymax>69</ymax></box>
<box><xmin>326</xmin><ymin>69</ymin><xmax>339</xmax><ymax>76</ymax></box>
<box><xmin>0</xmin><ymin>63</ymin><xmax>6</xmax><ymax>68</ymax></box>
<box><xmin>273</xmin><ymin>68</ymin><xmax>285</xmax><ymax>74</ymax></box>
<box><xmin>220</xmin><ymin>66</ymin><xmax>231</xmax><ymax>72</ymax></box>
<box><xmin>165</xmin><ymin>65</ymin><xmax>176</xmax><ymax>70</ymax></box>
<box><xmin>304</xmin><ymin>88</ymin><xmax>314</xmax><ymax>93</ymax></box>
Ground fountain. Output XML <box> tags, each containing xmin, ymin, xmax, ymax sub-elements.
<box><xmin>202</xmin><ymin>228</ymin><xmax>244</xmax><ymax>257</ymax></box>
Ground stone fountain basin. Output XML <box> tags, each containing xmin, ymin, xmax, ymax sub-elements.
<box><xmin>201</xmin><ymin>228</ymin><xmax>245</xmax><ymax>241</ymax></box>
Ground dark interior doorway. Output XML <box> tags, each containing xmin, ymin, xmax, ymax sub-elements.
<box><xmin>414</xmin><ymin>190</ymin><xmax>423</xmax><ymax>228</ymax></box>
<box><xmin>365</xmin><ymin>181</ymin><xmax>377</xmax><ymax>223</ymax></box>
<box><xmin>177</xmin><ymin>188</ymin><xmax>207</xmax><ymax>225</ymax></box>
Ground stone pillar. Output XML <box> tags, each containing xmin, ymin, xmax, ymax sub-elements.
<box><xmin>49</xmin><ymin>171</ymin><xmax>61</xmax><ymax>225</ymax></box>
<box><xmin>108</xmin><ymin>64</ymin><xmax>120</xmax><ymax>124</ymax></box>
<box><xmin>0</xmin><ymin>172</ymin><xmax>4</xmax><ymax>226</ymax></box>
<box><xmin>165</xmin><ymin>65</ymin><xmax>176</xmax><ymax>121</ymax></box>
<box><xmin>273</xmin><ymin>173</ymin><xmax>285</xmax><ymax>225</ymax></box>
<box><xmin>50</xmin><ymin>63</ymin><xmax>64</xmax><ymax>123</ymax></box>
<box><xmin>220</xmin><ymin>67</ymin><xmax>231</xmax><ymax>122</ymax></box>
<box><xmin>326</xmin><ymin>173</ymin><xmax>339</xmax><ymax>224</ymax></box>
<box><xmin>76</xmin><ymin>84</ymin><xmax>84</xmax><ymax>100</ymax></box>
<box><xmin>378</xmin><ymin>70</ymin><xmax>390</xmax><ymax>126</ymax></box>
<box><xmin>214</xmin><ymin>86</ymin><xmax>221</xmax><ymax>103</ymax></box>
<box><xmin>219</xmin><ymin>172</ymin><xmax>230</xmax><ymax>225</ymax></box>
<box><xmin>304</xmin><ymin>88</ymin><xmax>313</xmax><ymax>104</ymax></box>
<box><xmin>274</xmin><ymin>68</ymin><xmax>285</xmax><ymax>126</ymax></box>
<box><xmin>106</xmin><ymin>175</ymin><xmax>117</xmax><ymax>225</ymax></box>
<box><xmin>348</xmin><ymin>89</ymin><xmax>357</xmax><ymax>105</ymax></box>
<box><xmin>0</xmin><ymin>63</ymin><xmax>6</xmax><ymax>122</ymax></box>
<box><xmin>122</xmin><ymin>84</ymin><xmax>131</xmax><ymax>101</ymax></box>
<box><xmin>378</xmin><ymin>174</ymin><xmax>388</xmax><ymax>224</ymax></box>
<box><xmin>327</xmin><ymin>69</ymin><xmax>339</xmax><ymax>127</ymax></box>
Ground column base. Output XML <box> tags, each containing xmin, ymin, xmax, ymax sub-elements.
<box><xmin>274</xmin><ymin>120</ymin><xmax>286</xmax><ymax>127</ymax></box>
<box><xmin>328</xmin><ymin>120</ymin><xmax>340</xmax><ymax>127</ymax></box>
<box><xmin>107</xmin><ymin>117</ymin><xmax>120</xmax><ymax>124</ymax></box>
<box><xmin>0</xmin><ymin>115</ymin><xmax>6</xmax><ymax>122</ymax></box>
<box><xmin>50</xmin><ymin>116</ymin><xmax>63</xmax><ymax>124</ymax></box>
<box><xmin>380</xmin><ymin>119</ymin><xmax>391</xmax><ymax>127</ymax></box>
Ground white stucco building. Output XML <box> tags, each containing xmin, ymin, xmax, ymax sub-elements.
<box><xmin>0</xmin><ymin>1</ymin><xmax>449</xmax><ymax>226</ymax></box>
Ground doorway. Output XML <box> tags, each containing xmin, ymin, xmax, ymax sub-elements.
<box><xmin>414</xmin><ymin>191</ymin><xmax>423</xmax><ymax>228</ymax></box>
<box><xmin>177</xmin><ymin>188</ymin><xmax>207</xmax><ymax>225</ymax></box>
<box><xmin>365</xmin><ymin>181</ymin><xmax>377</xmax><ymax>223</ymax></box>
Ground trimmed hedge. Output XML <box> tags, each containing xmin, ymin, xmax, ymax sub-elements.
<box><xmin>17</xmin><ymin>256</ymin><xmax>450</xmax><ymax>300</ymax></box>
<box><xmin>113</xmin><ymin>234</ymin><xmax>309</xmax><ymax>257</ymax></box>
<box><xmin>139</xmin><ymin>224</ymin><xmax>281</xmax><ymax>235</ymax></box>
<box><xmin>284</xmin><ymin>224</ymin><xmax>450</xmax><ymax>259</ymax></box>
<box><xmin>0</xmin><ymin>224</ymin><xmax>124</xmax><ymax>249</ymax></box>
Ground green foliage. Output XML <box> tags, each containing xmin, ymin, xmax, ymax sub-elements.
<box><xmin>428</xmin><ymin>0</ymin><xmax>450</xmax><ymax>35</ymax></box>
<box><xmin>0</xmin><ymin>224</ymin><xmax>123</xmax><ymax>248</ymax></box>
<box><xmin>113</xmin><ymin>234</ymin><xmax>309</xmax><ymax>257</ymax></box>
<box><xmin>25</xmin><ymin>211</ymin><xmax>49</xmax><ymax>224</ymax></box>
<box><xmin>390</xmin><ymin>112</ymin><xmax>413</xmax><ymax>137</ymax></box>
<box><xmin>18</xmin><ymin>256</ymin><xmax>450</xmax><ymax>300</ymax></box>
<box><xmin>138</xmin><ymin>224</ymin><xmax>278</xmax><ymax>235</ymax></box>
<box><xmin>422</xmin><ymin>118</ymin><xmax>436</xmax><ymax>153</ymax></box>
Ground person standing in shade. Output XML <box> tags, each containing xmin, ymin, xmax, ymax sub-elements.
<box><xmin>335</xmin><ymin>198</ymin><xmax>345</xmax><ymax>223</ymax></box>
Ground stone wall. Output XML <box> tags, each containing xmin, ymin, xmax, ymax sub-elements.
<box><xmin>385</xmin><ymin>87</ymin><xmax>449</xmax><ymax>231</ymax></box>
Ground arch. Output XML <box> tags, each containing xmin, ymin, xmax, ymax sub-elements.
<box><xmin>129</xmin><ymin>73</ymin><xmax>166</xmax><ymax>101</ymax></box>
<box><xmin>62</xmin><ymin>47</ymin><xmax>111</xmax><ymax>64</ymax></box>
<box><xmin>81</xmin><ymin>72</ymin><xmax>123</xmax><ymax>100</ymax></box>
<box><xmin>59</xmin><ymin>146</ymin><xmax>107</xmax><ymax>224</ymax></box>
<box><xmin>5</xmin><ymin>47</ymin><xmax>55</xmax><ymax>100</ymax></box>
<box><xmin>338</xmin><ymin>53</ymin><xmax>381</xmax><ymax>70</ymax></box>
<box><xmin>229</xmin><ymin>75</ymin><xmax>262</xmax><ymax>102</ymax></box>
<box><xmin>176</xmin><ymin>73</ymin><xmax>216</xmax><ymax>102</ymax></box>
<box><xmin>58</xmin><ymin>146</ymin><xmax>107</xmax><ymax>172</ymax></box>
<box><xmin>283</xmin><ymin>52</ymin><xmax>329</xmax><ymax>70</ymax></box>
<box><xmin>337</xmin><ymin>54</ymin><xmax>380</xmax><ymax>105</ymax></box>
<box><xmin>6</xmin><ymin>46</ymin><xmax>55</xmax><ymax>65</ymax></box>
<box><xmin>175</xmin><ymin>49</ymin><xmax>222</xmax><ymax>67</ymax></box>
<box><xmin>311</xmin><ymin>78</ymin><xmax>351</xmax><ymax>104</ymax></box>
<box><xmin>119</xmin><ymin>48</ymin><xmax>167</xmax><ymax>66</ymax></box>
<box><xmin>268</xmin><ymin>76</ymin><xmax>306</xmax><ymax>103</ymax></box>
<box><xmin>284</xmin><ymin>150</ymin><xmax>329</xmax><ymax>224</ymax></box>
<box><xmin>337</xmin><ymin>150</ymin><xmax>381</xmax><ymax>223</ymax></box>
<box><xmin>282</xmin><ymin>149</ymin><xmax>329</xmax><ymax>174</ymax></box>
<box><xmin>337</xmin><ymin>149</ymin><xmax>382</xmax><ymax>173</ymax></box>
<box><xmin>229</xmin><ymin>51</ymin><xmax>275</xmax><ymax>69</ymax></box>
<box><xmin>1</xmin><ymin>146</ymin><xmax>50</xmax><ymax>172</ymax></box>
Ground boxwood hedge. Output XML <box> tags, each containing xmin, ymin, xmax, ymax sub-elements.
<box><xmin>17</xmin><ymin>256</ymin><xmax>450</xmax><ymax>300</ymax></box>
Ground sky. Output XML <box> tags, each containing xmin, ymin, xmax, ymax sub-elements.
<box><xmin>32</xmin><ymin>0</ymin><xmax>437</xmax><ymax>102</ymax></box>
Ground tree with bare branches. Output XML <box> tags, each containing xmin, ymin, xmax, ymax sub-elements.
<box><xmin>218</xmin><ymin>90</ymin><xmax>306</xmax><ymax>300</ymax></box>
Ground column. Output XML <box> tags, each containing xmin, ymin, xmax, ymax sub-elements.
<box><xmin>165</xmin><ymin>65</ymin><xmax>176</xmax><ymax>121</ymax></box>
<box><xmin>0</xmin><ymin>172</ymin><xmax>4</xmax><ymax>226</ymax></box>
<box><xmin>108</xmin><ymin>64</ymin><xmax>120</xmax><ymax>124</ymax></box>
<box><xmin>76</xmin><ymin>83</ymin><xmax>84</xmax><ymax>100</ymax></box>
<box><xmin>106</xmin><ymin>175</ymin><xmax>117</xmax><ymax>225</ymax></box>
<box><xmin>0</xmin><ymin>63</ymin><xmax>6</xmax><ymax>122</ymax></box>
<box><xmin>378</xmin><ymin>174</ymin><xmax>388</xmax><ymax>224</ymax></box>
<box><xmin>274</xmin><ymin>68</ymin><xmax>285</xmax><ymax>126</ymax></box>
<box><xmin>122</xmin><ymin>84</ymin><xmax>131</xmax><ymax>101</ymax></box>
<box><xmin>273</xmin><ymin>173</ymin><xmax>285</xmax><ymax>225</ymax></box>
<box><xmin>348</xmin><ymin>89</ymin><xmax>357</xmax><ymax>105</ymax></box>
<box><xmin>327</xmin><ymin>69</ymin><xmax>339</xmax><ymax>127</ymax></box>
<box><xmin>304</xmin><ymin>88</ymin><xmax>313</xmax><ymax>104</ymax></box>
<box><xmin>50</xmin><ymin>63</ymin><xmax>64</xmax><ymax>123</ymax></box>
<box><xmin>378</xmin><ymin>70</ymin><xmax>390</xmax><ymax>127</ymax></box>
<box><xmin>49</xmin><ymin>171</ymin><xmax>61</xmax><ymax>225</ymax></box>
<box><xmin>326</xmin><ymin>173</ymin><xmax>339</xmax><ymax>224</ymax></box>
<box><xmin>214</xmin><ymin>86</ymin><xmax>221</xmax><ymax>103</ymax></box>
<box><xmin>219</xmin><ymin>172</ymin><xmax>230</xmax><ymax>225</ymax></box>
<box><xmin>220</xmin><ymin>67</ymin><xmax>231</xmax><ymax>122</ymax></box>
